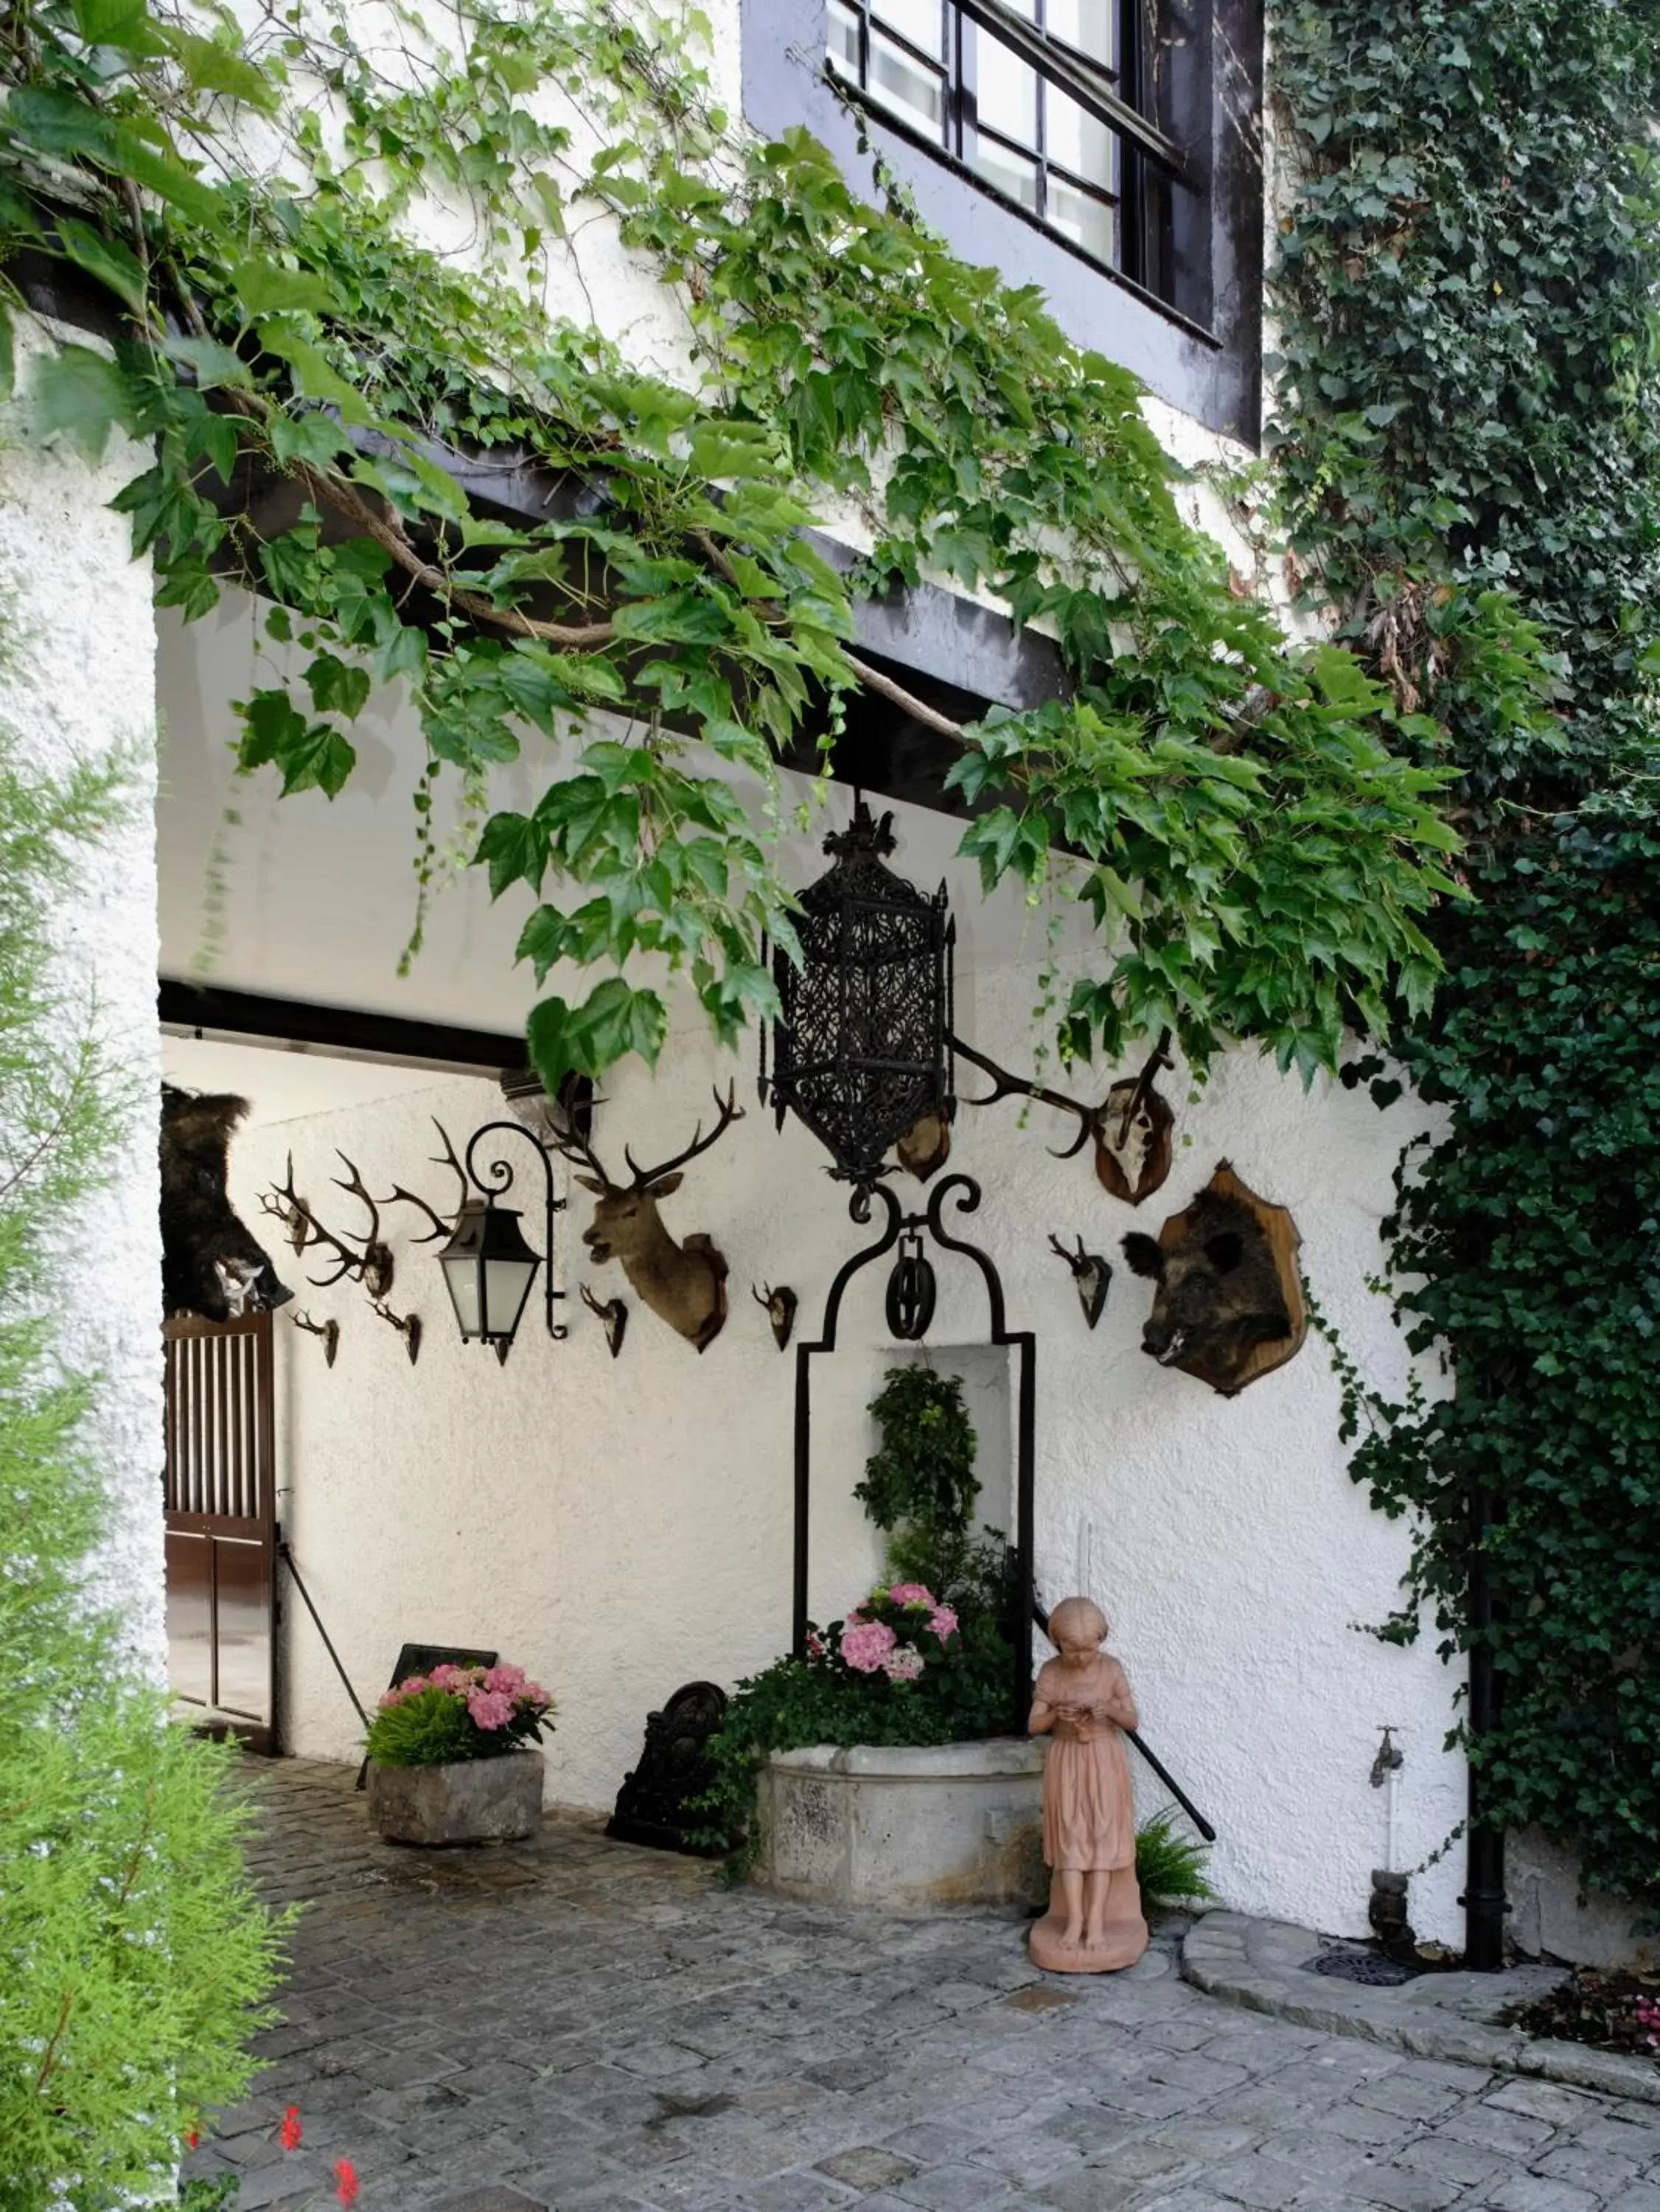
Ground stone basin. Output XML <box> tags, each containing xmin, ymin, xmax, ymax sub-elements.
<box><xmin>758</xmin><ymin>1737</ymin><xmax>1046</xmax><ymax>1911</ymax></box>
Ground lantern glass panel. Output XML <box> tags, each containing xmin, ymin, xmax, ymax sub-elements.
<box><xmin>482</xmin><ymin>1253</ymin><xmax>537</xmax><ymax>1340</ymax></box>
<box><xmin>439</xmin><ymin>1201</ymin><xmax>540</xmax><ymax>1345</ymax></box>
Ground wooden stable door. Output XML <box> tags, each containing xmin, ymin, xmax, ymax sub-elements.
<box><xmin>162</xmin><ymin>1312</ymin><xmax>279</xmax><ymax>1752</ymax></box>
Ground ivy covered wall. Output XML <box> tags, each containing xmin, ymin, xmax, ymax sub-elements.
<box><xmin>1271</xmin><ymin>0</ymin><xmax>1660</xmax><ymax>1913</ymax></box>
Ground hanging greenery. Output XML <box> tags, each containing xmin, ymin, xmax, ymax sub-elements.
<box><xmin>0</xmin><ymin>0</ymin><xmax>1464</xmax><ymax>1095</ymax></box>
<box><xmin>1272</xmin><ymin>0</ymin><xmax>1660</xmax><ymax>1902</ymax></box>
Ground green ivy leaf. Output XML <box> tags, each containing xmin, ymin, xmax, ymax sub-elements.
<box><xmin>53</xmin><ymin>218</ymin><xmax>149</xmax><ymax>314</ymax></box>
<box><xmin>32</xmin><ymin>344</ymin><xmax>136</xmax><ymax>461</ymax></box>
<box><xmin>303</xmin><ymin>653</ymin><xmax>372</xmax><ymax>720</ymax></box>
<box><xmin>526</xmin><ymin>978</ymin><xmax>669</xmax><ymax>1087</ymax></box>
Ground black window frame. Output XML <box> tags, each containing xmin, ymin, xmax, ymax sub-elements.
<box><xmin>743</xmin><ymin>0</ymin><xmax>1265</xmax><ymax>448</ymax></box>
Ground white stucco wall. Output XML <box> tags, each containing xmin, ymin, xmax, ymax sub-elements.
<box><xmin>198</xmin><ymin>767</ymin><xmax>1469</xmax><ymax>1947</ymax></box>
<box><xmin>1</xmin><ymin>317</ymin><xmax>165</xmax><ymax>1677</ymax></box>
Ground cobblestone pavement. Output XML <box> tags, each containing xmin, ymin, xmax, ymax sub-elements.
<box><xmin>186</xmin><ymin>1759</ymin><xmax>1660</xmax><ymax>2212</ymax></box>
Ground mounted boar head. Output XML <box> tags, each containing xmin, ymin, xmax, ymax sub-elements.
<box><xmin>1121</xmin><ymin>1164</ymin><xmax>1305</xmax><ymax>1397</ymax></box>
<box><xmin>954</xmin><ymin>1029</ymin><xmax>1175</xmax><ymax>1205</ymax></box>
<box><xmin>160</xmin><ymin>1086</ymin><xmax>293</xmax><ymax>1321</ymax></box>
<box><xmin>552</xmin><ymin>1084</ymin><xmax>744</xmax><ymax>1352</ymax></box>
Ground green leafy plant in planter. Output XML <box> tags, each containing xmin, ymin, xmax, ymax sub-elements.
<box><xmin>700</xmin><ymin>1367</ymin><xmax>1019</xmax><ymax>1874</ymax></box>
<box><xmin>363</xmin><ymin>1662</ymin><xmax>554</xmax><ymax>1765</ymax></box>
<box><xmin>702</xmin><ymin>1366</ymin><xmax>1216</xmax><ymax>1898</ymax></box>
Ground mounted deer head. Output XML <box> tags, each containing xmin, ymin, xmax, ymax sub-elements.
<box><xmin>550</xmin><ymin>1084</ymin><xmax>744</xmax><ymax>1353</ymax></box>
<box><xmin>953</xmin><ymin>1029</ymin><xmax>1175</xmax><ymax>1205</ymax></box>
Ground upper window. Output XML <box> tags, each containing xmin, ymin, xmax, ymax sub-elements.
<box><xmin>825</xmin><ymin>0</ymin><xmax>1183</xmax><ymax>307</ymax></box>
<box><xmin>742</xmin><ymin>0</ymin><xmax>1266</xmax><ymax>448</ymax></box>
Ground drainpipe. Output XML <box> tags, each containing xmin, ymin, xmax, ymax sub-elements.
<box><xmin>1462</xmin><ymin>1482</ymin><xmax>1508</xmax><ymax>1970</ymax></box>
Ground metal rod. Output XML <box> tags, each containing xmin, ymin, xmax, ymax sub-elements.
<box><xmin>278</xmin><ymin>1541</ymin><xmax>369</xmax><ymax>1729</ymax></box>
<box><xmin>1124</xmin><ymin>1730</ymin><xmax>1217</xmax><ymax>1844</ymax></box>
<box><xmin>1462</xmin><ymin>1481</ymin><xmax>1507</xmax><ymax>1969</ymax></box>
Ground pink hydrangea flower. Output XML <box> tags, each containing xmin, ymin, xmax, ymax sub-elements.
<box><xmin>380</xmin><ymin>1673</ymin><xmax>430</xmax><ymax>1706</ymax></box>
<box><xmin>840</xmin><ymin>1619</ymin><xmax>897</xmax><ymax>1673</ymax></box>
<box><xmin>928</xmin><ymin>1606</ymin><xmax>958</xmax><ymax>1641</ymax></box>
<box><xmin>520</xmin><ymin>1683</ymin><xmax>551</xmax><ymax>1710</ymax></box>
<box><xmin>885</xmin><ymin>1583</ymin><xmax>935</xmax><ymax>1610</ymax></box>
<box><xmin>466</xmin><ymin>1688</ymin><xmax>517</xmax><ymax>1731</ymax></box>
<box><xmin>484</xmin><ymin>1663</ymin><xmax>526</xmax><ymax>1697</ymax></box>
<box><xmin>429</xmin><ymin>1663</ymin><xmax>472</xmax><ymax>1692</ymax></box>
<box><xmin>884</xmin><ymin>1645</ymin><xmax>925</xmax><ymax>1683</ymax></box>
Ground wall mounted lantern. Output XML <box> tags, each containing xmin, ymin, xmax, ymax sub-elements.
<box><xmin>761</xmin><ymin>797</ymin><xmax>955</xmax><ymax>1186</ymax></box>
<box><xmin>436</xmin><ymin>1121</ymin><xmax>568</xmax><ymax>1363</ymax></box>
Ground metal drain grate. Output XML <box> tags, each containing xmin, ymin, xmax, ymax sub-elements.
<box><xmin>1305</xmin><ymin>1949</ymin><xmax>1415</xmax><ymax>1987</ymax></box>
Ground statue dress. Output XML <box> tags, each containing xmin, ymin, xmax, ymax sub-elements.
<box><xmin>1036</xmin><ymin>1653</ymin><xmax>1137</xmax><ymax>1874</ymax></box>
<box><xmin>1027</xmin><ymin>1612</ymin><xmax>1149</xmax><ymax>1974</ymax></box>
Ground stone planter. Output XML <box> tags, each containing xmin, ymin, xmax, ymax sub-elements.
<box><xmin>758</xmin><ymin>1738</ymin><xmax>1045</xmax><ymax>1910</ymax></box>
<box><xmin>366</xmin><ymin>1750</ymin><xmax>544</xmax><ymax>1846</ymax></box>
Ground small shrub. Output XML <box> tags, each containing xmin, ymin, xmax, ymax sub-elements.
<box><xmin>1134</xmin><ymin>1808</ymin><xmax>1216</xmax><ymax>1908</ymax></box>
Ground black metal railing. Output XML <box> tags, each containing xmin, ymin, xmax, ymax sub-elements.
<box><xmin>826</xmin><ymin>0</ymin><xmax>1187</xmax><ymax>303</ymax></box>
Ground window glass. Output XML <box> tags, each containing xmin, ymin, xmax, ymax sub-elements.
<box><xmin>1047</xmin><ymin>88</ymin><xmax>1114</xmax><ymax>188</ymax></box>
<box><xmin>1048</xmin><ymin>175</ymin><xmax>1117</xmax><ymax>260</ymax></box>
<box><xmin>820</xmin><ymin>0</ymin><xmax>1183</xmax><ymax>297</ymax></box>
<box><xmin>974</xmin><ymin>34</ymin><xmax>1039</xmax><ymax>148</ymax></box>
<box><xmin>872</xmin><ymin>0</ymin><xmax>946</xmax><ymax>57</ymax></box>
<box><xmin>1045</xmin><ymin>0</ymin><xmax>1115</xmax><ymax>67</ymax></box>
<box><xmin>972</xmin><ymin>138</ymin><xmax>1040</xmax><ymax>212</ymax></box>
<box><xmin>869</xmin><ymin>27</ymin><xmax>947</xmax><ymax>136</ymax></box>
<box><xmin>828</xmin><ymin>0</ymin><xmax>862</xmax><ymax>75</ymax></box>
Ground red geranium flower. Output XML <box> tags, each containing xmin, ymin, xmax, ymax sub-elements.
<box><xmin>279</xmin><ymin>2106</ymin><xmax>302</xmax><ymax>2152</ymax></box>
<box><xmin>334</xmin><ymin>2157</ymin><xmax>360</xmax><ymax>2205</ymax></box>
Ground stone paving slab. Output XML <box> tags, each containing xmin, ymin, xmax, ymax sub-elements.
<box><xmin>1182</xmin><ymin>1916</ymin><xmax>1660</xmax><ymax>2110</ymax></box>
<box><xmin>183</xmin><ymin>1761</ymin><xmax>1660</xmax><ymax>2211</ymax></box>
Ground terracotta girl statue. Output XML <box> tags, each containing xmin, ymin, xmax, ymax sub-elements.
<box><xmin>1027</xmin><ymin>1596</ymin><xmax>1148</xmax><ymax>1972</ymax></box>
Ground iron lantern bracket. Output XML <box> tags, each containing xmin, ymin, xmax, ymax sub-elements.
<box><xmin>461</xmin><ymin>1118</ymin><xmax>569</xmax><ymax>1349</ymax></box>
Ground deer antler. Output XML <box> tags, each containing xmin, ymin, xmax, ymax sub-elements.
<box><xmin>431</xmin><ymin>1121</ymin><xmax>469</xmax><ymax>1214</ymax></box>
<box><xmin>380</xmin><ymin>1121</ymin><xmax>469</xmax><ymax>1244</ymax></box>
<box><xmin>332</xmin><ymin>1154</ymin><xmax>383</xmax><ymax>1248</ymax></box>
<box><xmin>624</xmin><ymin>1082</ymin><xmax>746</xmax><ymax>1191</ymax></box>
<box><xmin>545</xmin><ymin>1102</ymin><xmax>616</xmax><ymax>1189</ymax></box>
<box><xmin>952</xmin><ymin>1037</ymin><xmax>1107</xmax><ymax>1161</ymax></box>
<box><xmin>1049</xmin><ymin>1232</ymin><xmax>1088</xmax><ymax>1272</ymax></box>
<box><xmin>753</xmin><ymin>1281</ymin><xmax>775</xmax><ymax>1310</ymax></box>
<box><xmin>290</xmin><ymin>1309</ymin><xmax>341</xmax><ymax>1366</ymax></box>
<box><xmin>333</xmin><ymin>1153</ymin><xmax>396</xmax><ymax>1296</ymax></box>
<box><xmin>369</xmin><ymin>1298</ymin><xmax>421</xmax><ymax>1365</ymax></box>
<box><xmin>259</xmin><ymin>1154</ymin><xmax>363</xmax><ymax>1287</ymax></box>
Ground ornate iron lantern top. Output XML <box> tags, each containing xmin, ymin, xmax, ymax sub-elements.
<box><xmin>762</xmin><ymin>799</ymin><xmax>954</xmax><ymax>1184</ymax></box>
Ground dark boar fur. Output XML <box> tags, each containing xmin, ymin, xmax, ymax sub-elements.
<box><xmin>1122</xmin><ymin>1189</ymin><xmax>1291</xmax><ymax>1388</ymax></box>
<box><xmin>160</xmin><ymin>1086</ymin><xmax>293</xmax><ymax>1321</ymax></box>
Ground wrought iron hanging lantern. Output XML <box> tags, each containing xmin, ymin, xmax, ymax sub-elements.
<box><xmin>761</xmin><ymin>799</ymin><xmax>955</xmax><ymax>1185</ymax></box>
